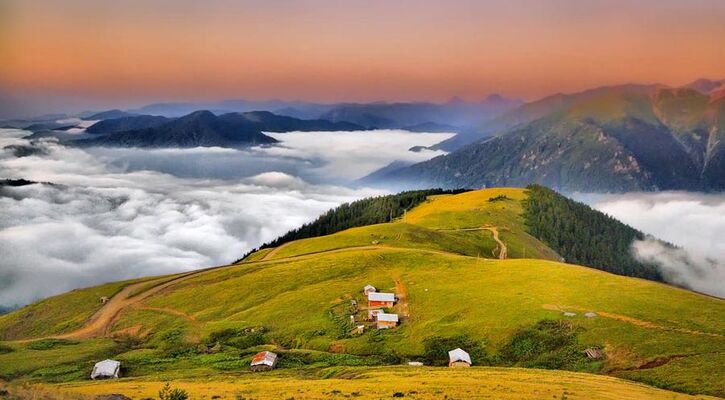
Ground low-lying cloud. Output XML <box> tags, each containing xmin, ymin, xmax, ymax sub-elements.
<box><xmin>577</xmin><ymin>192</ymin><xmax>725</xmax><ymax>298</ymax></box>
<box><xmin>0</xmin><ymin>128</ymin><xmax>450</xmax><ymax>306</ymax></box>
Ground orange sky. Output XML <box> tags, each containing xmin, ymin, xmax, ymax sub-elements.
<box><xmin>2</xmin><ymin>0</ymin><xmax>725</xmax><ymax>110</ymax></box>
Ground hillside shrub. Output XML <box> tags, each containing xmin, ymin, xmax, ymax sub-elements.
<box><xmin>0</xmin><ymin>343</ymin><xmax>13</xmax><ymax>354</ymax></box>
<box><xmin>26</xmin><ymin>339</ymin><xmax>79</xmax><ymax>350</ymax></box>
<box><xmin>422</xmin><ymin>335</ymin><xmax>488</xmax><ymax>366</ymax></box>
<box><xmin>488</xmin><ymin>195</ymin><xmax>511</xmax><ymax>202</ymax></box>
<box><xmin>203</xmin><ymin>327</ymin><xmax>267</xmax><ymax>350</ymax></box>
<box><xmin>499</xmin><ymin>320</ymin><xmax>590</xmax><ymax>370</ymax></box>
<box><xmin>159</xmin><ymin>383</ymin><xmax>188</xmax><ymax>400</ymax></box>
<box><xmin>158</xmin><ymin>328</ymin><xmax>196</xmax><ymax>357</ymax></box>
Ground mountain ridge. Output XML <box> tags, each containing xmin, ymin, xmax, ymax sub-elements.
<box><xmin>371</xmin><ymin>85</ymin><xmax>725</xmax><ymax>192</ymax></box>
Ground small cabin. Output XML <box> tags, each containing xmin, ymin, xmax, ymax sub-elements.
<box><xmin>448</xmin><ymin>348</ymin><xmax>472</xmax><ymax>368</ymax></box>
<box><xmin>367</xmin><ymin>292</ymin><xmax>395</xmax><ymax>308</ymax></box>
<box><xmin>91</xmin><ymin>359</ymin><xmax>121</xmax><ymax>379</ymax></box>
<box><xmin>250</xmin><ymin>351</ymin><xmax>278</xmax><ymax>372</ymax></box>
<box><xmin>99</xmin><ymin>296</ymin><xmax>110</xmax><ymax>304</ymax></box>
<box><xmin>363</xmin><ymin>285</ymin><xmax>377</xmax><ymax>295</ymax></box>
<box><xmin>375</xmin><ymin>313</ymin><xmax>399</xmax><ymax>329</ymax></box>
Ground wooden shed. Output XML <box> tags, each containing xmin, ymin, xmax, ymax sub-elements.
<box><xmin>250</xmin><ymin>351</ymin><xmax>278</xmax><ymax>371</ymax></box>
<box><xmin>367</xmin><ymin>292</ymin><xmax>395</xmax><ymax>308</ymax></box>
<box><xmin>448</xmin><ymin>348</ymin><xmax>472</xmax><ymax>367</ymax></box>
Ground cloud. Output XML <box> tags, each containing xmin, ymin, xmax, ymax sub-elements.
<box><xmin>261</xmin><ymin>130</ymin><xmax>453</xmax><ymax>181</ymax></box>
<box><xmin>3</xmin><ymin>129</ymin><xmax>432</xmax><ymax>306</ymax></box>
<box><xmin>576</xmin><ymin>191</ymin><xmax>725</xmax><ymax>298</ymax></box>
<box><xmin>631</xmin><ymin>238</ymin><xmax>723</xmax><ymax>297</ymax></box>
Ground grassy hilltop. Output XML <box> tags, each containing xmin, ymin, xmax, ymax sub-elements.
<box><xmin>0</xmin><ymin>188</ymin><xmax>723</xmax><ymax>399</ymax></box>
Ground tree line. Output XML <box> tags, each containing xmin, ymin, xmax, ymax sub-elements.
<box><xmin>522</xmin><ymin>184</ymin><xmax>663</xmax><ymax>281</ymax></box>
<box><xmin>238</xmin><ymin>188</ymin><xmax>467</xmax><ymax>261</ymax></box>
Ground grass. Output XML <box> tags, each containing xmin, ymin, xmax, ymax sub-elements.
<box><xmin>53</xmin><ymin>367</ymin><xmax>722</xmax><ymax>399</ymax></box>
<box><xmin>0</xmin><ymin>188</ymin><xmax>723</xmax><ymax>397</ymax></box>
<box><xmin>0</xmin><ymin>280</ymin><xmax>138</xmax><ymax>340</ymax></box>
<box><xmin>0</xmin><ymin>339</ymin><xmax>118</xmax><ymax>382</ymax></box>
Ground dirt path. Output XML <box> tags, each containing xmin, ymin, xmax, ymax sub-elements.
<box><xmin>14</xmin><ymin>245</ymin><xmax>464</xmax><ymax>342</ymax></box>
<box><xmin>542</xmin><ymin>304</ymin><xmax>722</xmax><ymax>338</ymax></box>
<box><xmin>437</xmin><ymin>225</ymin><xmax>507</xmax><ymax>259</ymax></box>
<box><xmin>261</xmin><ymin>242</ymin><xmax>292</xmax><ymax>260</ymax></box>
<box><xmin>394</xmin><ymin>279</ymin><xmax>410</xmax><ymax>318</ymax></box>
<box><xmin>483</xmin><ymin>226</ymin><xmax>507</xmax><ymax>259</ymax></box>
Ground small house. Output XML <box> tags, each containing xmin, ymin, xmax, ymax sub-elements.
<box><xmin>250</xmin><ymin>351</ymin><xmax>278</xmax><ymax>372</ymax></box>
<box><xmin>368</xmin><ymin>292</ymin><xmax>395</xmax><ymax>308</ymax></box>
<box><xmin>448</xmin><ymin>348</ymin><xmax>472</xmax><ymax>367</ymax></box>
<box><xmin>91</xmin><ymin>359</ymin><xmax>121</xmax><ymax>379</ymax></box>
<box><xmin>375</xmin><ymin>313</ymin><xmax>399</xmax><ymax>329</ymax></box>
<box><xmin>363</xmin><ymin>285</ymin><xmax>377</xmax><ymax>295</ymax></box>
<box><xmin>99</xmin><ymin>296</ymin><xmax>109</xmax><ymax>304</ymax></box>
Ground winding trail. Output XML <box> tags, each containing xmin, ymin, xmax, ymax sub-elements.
<box><xmin>485</xmin><ymin>226</ymin><xmax>507</xmax><ymax>259</ymax></box>
<box><xmin>437</xmin><ymin>225</ymin><xmax>507</xmax><ymax>259</ymax></box>
<box><xmin>394</xmin><ymin>279</ymin><xmax>410</xmax><ymax>319</ymax></box>
<box><xmin>261</xmin><ymin>242</ymin><xmax>292</xmax><ymax>260</ymax></box>
<box><xmin>542</xmin><ymin>304</ymin><xmax>722</xmax><ymax>338</ymax></box>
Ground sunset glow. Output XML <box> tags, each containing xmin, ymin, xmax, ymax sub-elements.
<box><xmin>2</xmin><ymin>0</ymin><xmax>724</xmax><ymax>108</ymax></box>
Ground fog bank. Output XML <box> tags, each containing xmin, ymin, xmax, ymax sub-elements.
<box><xmin>578</xmin><ymin>192</ymin><xmax>725</xmax><ymax>298</ymax></box>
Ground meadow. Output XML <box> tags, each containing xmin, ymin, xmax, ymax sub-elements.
<box><xmin>0</xmin><ymin>188</ymin><xmax>723</xmax><ymax>398</ymax></box>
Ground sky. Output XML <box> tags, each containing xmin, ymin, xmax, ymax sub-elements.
<box><xmin>1</xmin><ymin>0</ymin><xmax>725</xmax><ymax>116</ymax></box>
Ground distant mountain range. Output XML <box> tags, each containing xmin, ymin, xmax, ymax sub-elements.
<box><xmin>367</xmin><ymin>79</ymin><xmax>725</xmax><ymax>192</ymax></box>
<box><xmin>72</xmin><ymin>110</ymin><xmax>367</xmax><ymax>148</ymax></box>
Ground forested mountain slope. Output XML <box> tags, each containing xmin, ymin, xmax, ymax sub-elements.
<box><xmin>373</xmin><ymin>86</ymin><xmax>725</xmax><ymax>192</ymax></box>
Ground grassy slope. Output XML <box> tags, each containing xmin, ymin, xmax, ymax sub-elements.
<box><xmin>0</xmin><ymin>188</ymin><xmax>723</xmax><ymax>397</ymax></box>
<box><xmin>56</xmin><ymin>367</ymin><xmax>720</xmax><ymax>400</ymax></box>
<box><xmin>0</xmin><ymin>280</ymin><xmax>138</xmax><ymax>340</ymax></box>
<box><xmin>266</xmin><ymin>188</ymin><xmax>560</xmax><ymax>261</ymax></box>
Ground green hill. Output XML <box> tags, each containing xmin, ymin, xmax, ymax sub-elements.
<box><xmin>0</xmin><ymin>188</ymin><xmax>723</xmax><ymax>398</ymax></box>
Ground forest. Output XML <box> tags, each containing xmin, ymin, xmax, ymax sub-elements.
<box><xmin>522</xmin><ymin>184</ymin><xmax>664</xmax><ymax>281</ymax></box>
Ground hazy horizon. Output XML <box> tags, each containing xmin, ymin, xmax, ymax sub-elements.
<box><xmin>2</xmin><ymin>0</ymin><xmax>724</xmax><ymax>117</ymax></box>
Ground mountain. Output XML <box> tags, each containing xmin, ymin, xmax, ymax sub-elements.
<box><xmin>1</xmin><ymin>188</ymin><xmax>722</xmax><ymax>398</ymax></box>
<box><xmin>85</xmin><ymin>115</ymin><xmax>170</xmax><ymax>134</ymax></box>
<box><xmin>128</xmin><ymin>100</ymin><xmax>336</xmax><ymax>119</ymax></box>
<box><xmin>321</xmin><ymin>96</ymin><xmax>522</xmax><ymax>129</ymax></box>
<box><xmin>72</xmin><ymin>111</ymin><xmax>277</xmax><ymax>148</ymax></box>
<box><xmin>74</xmin><ymin>110</ymin><xmax>367</xmax><ymax>148</ymax></box>
<box><xmin>372</xmin><ymin>85</ymin><xmax>725</xmax><ymax>192</ymax></box>
<box><xmin>81</xmin><ymin>109</ymin><xmax>138</xmax><ymax>121</ymax></box>
<box><xmin>684</xmin><ymin>78</ymin><xmax>725</xmax><ymax>94</ymax></box>
<box><xmin>236</xmin><ymin>110</ymin><xmax>365</xmax><ymax>132</ymax></box>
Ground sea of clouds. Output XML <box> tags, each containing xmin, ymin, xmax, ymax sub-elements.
<box><xmin>0</xmin><ymin>128</ymin><xmax>452</xmax><ymax>306</ymax></box>
<box><xmin>577</xmin><ymin>192</ymin><xmax>725</xmax><ymax>298</ymax></box>
<box><xmin>1</xmin><ymin>124</ymin><xmax>722</xmax><ymax>306</ymax></box>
